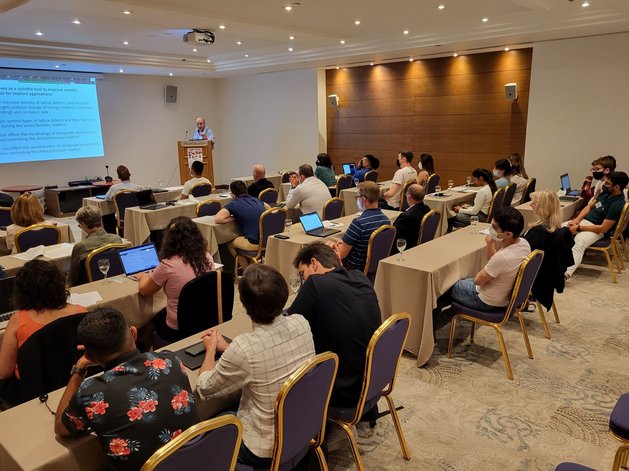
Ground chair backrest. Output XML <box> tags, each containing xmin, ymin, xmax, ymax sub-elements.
<box><xmin>417</xmin><ymin>210</ymin><xmax>441</xmax><ymax>245</ymax></box>
<box><xmin>14</xmin><ymin>224</ymin><xmax>61</xmax><ymax>252</ymax></box>
<box><xmin>363</xmin><ymin>225</ymin><xmax>396</xmax><ymax>280</ymax></box>
<box><xmin>177</xmin><ymin>271</ymin><xmax>234</xmax><ymax>339</ymax></box>
<box><xmin>0</xmin><ymin>206</ymin><xmax>12</xmax><ymax>227</ymax></box>
<box><xmin>281</xmin><ymin>172</ymin><xmax>291</xmax><ymax>183</ymax></box>
<box><xmin>501</xmin><ymin>249</ymin><xmax>545</xmax><ymax>323</ymax></box>
<box><xmin>258</xmin><ymin>188</ymin><xmax>279</xmax><ymax>205</ymax></box>
<box><xmin>399</xmin><ymin>180</ymin><xmax>415</xmax><ymax>212</ymax></box>
<box><xmin>85</xmin><ymin>243</ymin><xmax>128</xmax><ymax>282</ymax></box>
<box><xmin>140</xmin><ymin>415</ymin><xmax>243</xmax><ymax>471</ymax></box>
<box><xmin>611</xmin><ymin>201</ymin><xmax>629</xmax><ymax>240</ymax></box>
<box><xmin>113</xmin><ymin>190</ymin><xmax>139</xmax><ymax>227</ymax></box>
<box><xmin>364</xmin><ymin>170</ymin><xmax>378</xmax><ymax>182</ymax></box>
<box><xmin>521</xmin><ymin>177</ymin><xmax>536</xmax><ymax>204</ymax></box>
<box><xmin>335</xmin><ymin>174</ymin><xmax>353</xmax><ymax>194</ymax></box>
<box><xmin>16</xmin><ymin>313</ymin><xmax>88</xmax><ymax>403</ymax></box>
<box><xmin>426</xmin><ymin>173</ymin><xmax>440</xmax><ymax>194</ymax></box>
<box><xmin>348</xmin><ymin>313</ymin><xmax>411</xmax><ymax>424</ymax></box>
<box><xmin>486</xmin><ymin>187</ymin><xmax>506</xmax><ymax>222</ymax></box>
<box><xmin>259</xmin><ymin>208</ymin><xmax>288</xmax><ymax>250</ymax></box>
<box><xmin>190</xmin><ymin>183</ymin><xmax>212</xmax><ymax>197</ymax></box>
<box><xmin>196</xmin><ymin>201</ymin><xmax>221</xmax><ymax>217</ymax></box>
<box><xmin>270</xmin><ymin>352</ymin><xmax>339</xmax><ymax>471</ymax></box>
<box><xmin>323</xmin><ymin>197</ymin><xmax>344</xmax><ymax>220</ymax></box>
<box><xmin>502</xmin><ymin>183</ymin><xmax>517</xmax><ymax>207</ymax></box>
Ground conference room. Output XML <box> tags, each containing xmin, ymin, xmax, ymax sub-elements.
<box><xmin>1</xmin><ymin>2</ymin><xmax>629</xmax><ymax>470</ymax></box>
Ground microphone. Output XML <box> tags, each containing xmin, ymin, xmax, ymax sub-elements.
<box><xmin>104</xmin><ymin>165</ymin><xmax>113</xmax><ymax>182</ymax></box>
<box><xmin>184</xmin><ymin>130</ymin><xmax>189</xmax><ymax>141</ymax></box>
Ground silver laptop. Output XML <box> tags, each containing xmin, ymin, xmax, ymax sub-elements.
<box><xmin>560</xmin><ymin>174</ymin><xmax>580</xmax><ymax>197</ymax></box>
<box><xmin>118</xmin><ymin>243</ymin><xmax>160</xmax><ymax>276</ymax></box>
<box><xmin>299</xmin><ymin>212</ymin><xmax>341</xmax><ymax>238</ymax></box>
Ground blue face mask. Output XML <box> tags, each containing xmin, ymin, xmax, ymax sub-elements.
<box><xmin>493</xmin><ymin>170</ymin><xmax>501</xmax><ymax>178</ymax></box>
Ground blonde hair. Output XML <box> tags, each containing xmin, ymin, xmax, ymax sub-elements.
<box><xmin>11</xmin><ymin>193</ymin><xmax>45</xmax><ymax>227</ymax></box>
<box><xmin>529</xmin><ymin>190</ymin><xmax>561</xmax><ymax>232</ymax></box>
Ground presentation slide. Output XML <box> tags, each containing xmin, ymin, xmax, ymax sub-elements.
<box><xmin>0</xmin><ymin>70</ymin><xmax>104</xmax><ymax>164</ymax></box>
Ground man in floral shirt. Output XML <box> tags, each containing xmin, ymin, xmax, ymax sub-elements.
<box><xmin>54</xmin><ymin>308</ymin><xmax>199</xmax><ymax>471</ymax></box>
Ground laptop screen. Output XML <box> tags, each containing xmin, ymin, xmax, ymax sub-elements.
<box><xmin>118</xmin><ymin>243</ymin><xmax>160</xmax><ymax>276</ymax></box>
<box><xmin>342</xmin><ymin>163</ymin><xmax>356</xmax><ymax>175</ymax></box>
<box><xmin>560</xmin><ymin>174</ymin><xmax>571</xmax><ymax>191</ymax></box>
<box><xmin>299</xmin><ymin>212</ymin><xmax>324</xmax><ymax>232</ymax></box>
<box><xmin>136</xmin><ymin>189</ymin><xmax>156</xmax><ymax>206</ymax></box>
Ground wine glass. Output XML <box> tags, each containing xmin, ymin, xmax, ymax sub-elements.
<box><xmin>284</xmin><ymin>219</ymin><xmax>292</xmax><ymax>233</ymax></box>
<box><xmin>470</xmin><ymin>216</ymin><xmax>479</xmax><ymax>234</ymax></box>
<box><xmin>98</xmin><ymin>259</ymin><xmax>110</xmax><ymax>282</ymax></box>
<box><xmin>466</xmin><ymin>176</ymin><xmax>472</xmax><ymax>186</ymax></box>
<box><xmin>435</xmin><ymin>185</ymin><xmax>442</xmax><ymax>195</ymax></box>
<box><xmin>447</xmin><ymin>179</ymin><xmax>454</xmax><ymax>192</ymax></box>
<box><xmin>289</xmin><ymin>274</ymin><xmax>301</xmax><ymax>294</ymax></box>
<box><xmin>396</xmin><ymin>238</ymin><xmax>407</xmax><ymax>262</ymax></box>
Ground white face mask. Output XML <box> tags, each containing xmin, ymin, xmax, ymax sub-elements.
<box><xmin>493</xmin><ymin>169</ymin><xmax>501</xmax><ymax>178</ymax></box>
<box><xmin>418</xmin><ymin>163</ymin><xmax>423</xmax><ymax>170</ymax></box>
<box><xmin>488</xmin><ymin>225</ymin><xmax>506</xmax><ymax>241</ymax></box>
<box><xmin>357</xmin><ymin>196</ymin><xmax>366</xmax><ymax>212</ymax></box>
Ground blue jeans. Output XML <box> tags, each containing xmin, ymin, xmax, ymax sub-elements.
<box><xmin>450</xmin><ymin>278</ymin><xmax>495</xmax><ymax>310</ymax></box>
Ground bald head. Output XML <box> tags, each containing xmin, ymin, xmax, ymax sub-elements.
<box><xmin>195</xmin><ymin>117</ymin><xmax>206</xmax><ymax>131</ymax></box>
<box><xmin>252</xmin><ymin>164</ymin><xmax>266</xmax><ymax>181</ymax></box>
<box><xmin>406</xmin><ymin>184</ymin><xmax>425</xmax><ymax>205</ymax></box>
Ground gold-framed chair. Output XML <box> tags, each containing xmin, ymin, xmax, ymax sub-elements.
<box><xmin>334</xmin><ymin>174</ymin><xmax>353</xmax><ymax>197</ymax></box>
<box><xmin>485</xmin><ymin>187</ymin><xmax>506</xmax><ymax>223</ymax></box>
<box><xmin>426</xmin><ymin>173</ymin><xmax>440</xmax><ymax>194</ymax></box>
<box><xmin>234</xmin><ymin>208</ymin><xmax>287</xmax><ymax>275</ymax></box>
<box><xmin>502</xmin><ymin>182</ymin><xmax>517</xmax><ymax>207</ymax></box>
<box><xmin>14</xmin><ymin>224</ymin><xmax>62</xmax><ymax>252</ymax></box>
<box><xmin>190</xmin><ymin>182</ymin><xmax>213</xmax><ymax>197</ymax></box>
<box><xmin>258</xmin><ymin>188</ymin><xmax>279</xmax><ymax>205</ymax></box>
<box><xmin>322</xmin><ymin>197</ymin><xmax>344</xmax><ymax>220</ymax></box>
<box><xmin>363</xmin><ymin>225</ymin><xmax>396</xmax><ymax>282</ymax></box>
<box><xmin>585</xmin><ymin>201</ymin><xmax>629</xmax><ymax>283</ymax></box>
<box><xmin>327</xmin><ymin>313</ymin><xmax>412</xmax><ymax>471</ymax></box>
<box><xmin>140</xmin><ymin>415</ymin><xmax>243</xmax><ymax>471</ymax></box>
<box><xmin>196</xmin><ymin>200</ymin><xmax>221</xmax><ymax>217</ymax></box>
<box><xmin>113</xmin><ymin>190</ymin><xmax>140</xmax><ymax>236</ymax></box>
<box><xmin>85</xmin><ymin>243</ymin><xmax>128</xmax><ymax>282</ymax></box>
<box><xmin>521</xmin><ymin>177</ymin><xmax>536</xmax><ymax>204</ymax></box>
<box><xmin>364</xmin><ymin>170</ymin><xmax>378</xmax><ymax>183</ymax></box>
<box><xmin>417</xmin><ymin>210</ymin><xmax>441</xmax><ymax>245</ymax></box>
<box><xmin>0</xmin><ymin>206</ymin><xmax>12</xmax><ymax>227</ymax></box>
<box><xmin>399</xmin><ymin>180</ymin><xmax>415</xmax><ymax>212</ymax></box>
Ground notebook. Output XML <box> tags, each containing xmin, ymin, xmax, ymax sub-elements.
<box><xmin>560</xmin><ymin>174</ymin><xmax>580</xmax><ymax>197</ymax></box>
<box><xmin>341</xmin><ymin>163</ymin><xmax>356</xmax><ymax>175</ymax></box>
<box><xmin>118</xmin><ymin>243</ymin><xmax>160</xmax><ymax>276</ymax></box>
<box><xmin>299</xmin><ymin>212</ymin><xmax>341</xmax><ymax>237</ymax></box>
<box><xmin>136</xmin><ymin>189</ymin><xmax>167</xmax><ymax>210</ymax></box>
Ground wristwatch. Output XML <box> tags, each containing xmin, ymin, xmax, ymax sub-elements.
<box><xmin>70</xmin><ymin>365</ymin><xmax>88</xmax><ymax>377</ymax></box>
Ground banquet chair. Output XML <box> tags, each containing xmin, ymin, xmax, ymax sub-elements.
<box><xmin>328</xmin><ymin>313</ymin><xmax>412</xmax><ymax>471</ymax></box>
<box><xmin>14</xmin><ymin>224</ymin><xmax>61</xmax><ymax>252</ymax></box>
<box><xmin>190</xmin><ymin>182</ymin><xmax>212</xmax><ymax>197</ymax></box>
<box><xmin>0</xmin><ymin>207</ymin><xmax>12</xmax><ymax>227</ymax></box>
<box><xmin>281</xmin><ymin>172</ymin><xmax>291</xmax><ymax>184</ymax></box>
<box><xmin>237</xmin><ymin>352</ymin><xmax>339</xmax><ymax>471</ymax></box>
<box><xmin>426</xmin><ymin>173</ymin><xmax>440</xmax><ymax>194</ymax></box>
<box><xmin>554</xmin><ymin>464</ymin><xmax>595</xmax><ymax>471</ymax></box>
<box><xmin>399</xmin><ymin>180</ymin><xmax>415</xmax><ymax>212</ymax></box>
<box><xmin>485</xmin><ymin>187</ymin><xmax>506</xmax><ymax>223</ymax></box>
<box><xmin>417</xmin><ymin>210</ymin><xmax>441</xmax><ymax>245</ymax></box>
<box><xmin>85</xmin><ymin>243</ymin><xmax>127</xmax><ymax>282</ymax></box>
<box><xmin>447</xmin><ymin>250</ymin><xmax>544</xmax><ymax>380</ymax></box>
<box><xmin>333</xmin><ymin>174</ymin><xmax>353</xmax><ymax>197</ymax></box>
<box><xmin>585</xmin><ymin>201</ymin><xmax>629</xmax><ymax>283</ymax></box>
<box><xmin>196</xmin><ymin>200</ymin><xmax>221</xmax><ymax>217</ymax></box>
<box><xmin>502</xmin><ymin>182</ymin><xmax>517</xmax><ymax>207</ymax></box>
<box><xmin>258</xmin><ymin>188</ymin><xmax>279</xmax><ymax>205</ymax></box>
<box><xmin>323</xmin><ymin>197</ymin><xmax>344</xmax><ymax>220</ymax></box>
<box><xmin>363</xmin><ymin>225</ymin><xmax>396</xmax><ymax>283</ymax></box>
<box><xmin>113</xmin><ymin>190</ymin><xmax>140</xmax><ymax>236</ymax></box>
<box><xmin>234</xmin><ymin>208</ymin><xmax>287</xmax><ymax>276</ymax></box>
<box><xmin>521</xmin><ymin>178</ymin><xmax>536</xmax><ymax>204</ymax></box>
<box><xmin>609</xmin><ymin>393</ymin><xmax>629</xmax><ymax>471</ymax></box>
<box><xmin>141</xmin><ymin>415</ymin><xmax>243</xmax><ymax>471</ymax></box>
<box><xmin>364</xmin><ymin>170</ymin><xmax>378</xmax><ymax>183</ymax></box>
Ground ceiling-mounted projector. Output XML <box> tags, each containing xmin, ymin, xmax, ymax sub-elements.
<box><xmin>183</xmin><ymin>30</ymin><xmax>215</xmax><ymax>45</ymax></box>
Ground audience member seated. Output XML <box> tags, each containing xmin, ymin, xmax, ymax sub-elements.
<box><xmin>0</xmin><ymin>192</ymin><xmax>13</xmax><ymax>208</ymax></box>
<box><xmin>564</xmin><ymin>171</ymin><xmax>628</xmax><ymax>279</ymax></box>
<box><xmin>285</xmin><ymin>164</ymin><xmax>331</xmax><ymax>218</ymax></box>
<box><xmin>591</xmin><ymin>155</ymin><xmax>617</xmax><ymax>200</ymax></box>
<box><xmin>138</xmin><ymin>217</ymin><xmax>215</xmax><ymax>342</ymax></box>
<box><xmin>416</xmin><ymin>153</ymin><xmax>436</xmax><ymax>189</ymax></box>
<box><xmin>353</xmin><ymin>154</ymin><xmax>380</xmax><ymax>183</ymax></box>
<box><xmin>451</xmin><ymin>168</ymin><xmax>497</xmax><ymax>227</ymax></box>
<box><xmin>436</xmin><ymin>207</ymin><xmax>530</xmax><ymax>317</ymax></box>
<box><xmin>196</xmin><ymin>264</ymin><xmax>315</xmax><ymax>468</ymax></box>
<box><xmin>287</xmin><ymin>243</ymin><xmax>380</xmax><ymax>407</ymax></box>
<box><xmin>181</xmin><ymin>160</ymin><xmax>211</xmax><ymax>200</ymax></box>
<box><xmin>314</xmin><ymin>153</ymin><xmax>337</xmax><ymax>187</ymax></box>
<box><xmin>328</xmin><ymin>181</ymin><xmax>390</xmax><ymax>271</ymax></box>
<box><xmin>392</xmin><ymin>184</ymin><xmax>431</xmax><ymax>253</ymax></box>
<box><xmin>508</xmin><ymin>153</ymin><xmax>528</xmax><ymax>206</ymax></box>
<box><xmin>0</xmin><ymin>260</ymin><xmax>86</xmax><ymax>404</ymax></box>
<box><xmin>247</xmin><ymin>164</ymin><xmax>274</xmax><ymax>198</ymax></box>
<box><xmin>104</xmin><ymin>165</ymin><xmax>142</xmax><ymax>200</ymax></box>
<box><xmin>493</xmin><ymin>159</ymin><xmax>512</xmax><ymax>189</ymax></box>
<box><xmin>55</xmin><ymin>307</ymin><xmax>199</xmax><ymax>471</ymax></box>
<box><xmin>215</xmin><ymin>180</ymin><xmax>268</xmax><ymax>266</ymax></box>
<box><xmin>68</xmin><ymin>206</ymin><xmax>122</xmax><ymax>287</ymax></box>
<box><xmin>380</xmin><ymin>151</ymin><xmax>418</xmax><ymax>210</ymax></box>
<box><xmin>6</xmin><ymin>193</ymin><xmax>54</xmax><ymax>254</ymax></box>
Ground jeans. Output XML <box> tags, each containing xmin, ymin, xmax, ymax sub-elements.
<box><xmin>450</xmin><ymin>278</ymin><xmax>496</xmax><ymax>310</ymax></box>
<box><xmin>238</xmin><ymin>442</ymin><xmax>273</xmax><ymax>467</ymax></box>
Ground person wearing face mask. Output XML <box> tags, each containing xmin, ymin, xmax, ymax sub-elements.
<box><xmin>416</xmin><ymin>153</ymin><xmax>435</xmax><ymax>189</ymax></box>
<box><xmin>381</xmin><ymin>151</ymin><xmax>417</xmax><ymax>210</ymax></box>
<box><xmin>181</xmin><ymin>160</ymin><xmax>212</xmax><ymax>200</ymax></box>
<box><xmin>591</xmin><ymin>155</ymin><xmax>617</xmax><ymax>200</ymax></box>
<box><xmin>67</xmin><ymin>206</ymin><xmax>122</xmax><ymax>286</ymax></box>
<box><xmin>492</xmin><ymin>159</ymin><xmax>512</xmax><ymax>189</ymax></box>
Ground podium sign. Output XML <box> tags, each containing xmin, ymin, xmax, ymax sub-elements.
<box><xmin>177</xmin><ymin>140</ymin><xmax>214</xmax><ymax>185</ymax></box>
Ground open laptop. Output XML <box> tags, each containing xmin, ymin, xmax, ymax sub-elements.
<box><xmin>560</xmin><ymin>174</ymin><xmax>581</xmax><ymax>197</ymax></box>
<box><xmin>0</xmin><ymin>276</ymin><xmax>16</xmax><ymax>326</ymax></box>
<box><xmin>299</xmin><ymin>212</ymin><xmax>341</xmax><ymax>238</ymax></box>
<box><xmin>136</xmin><ymin>189</ymin><xmax>167</xmax><ymax>210</ymax></box>
<box><xmin>341</xmin><ymin>163</ymin><xmax>356</xmax><ymax>176</ymax></box>
<box><xmin>118</xmin><ymin>243</ymin><xmax>160</xmax><ymax>277</ymax></box>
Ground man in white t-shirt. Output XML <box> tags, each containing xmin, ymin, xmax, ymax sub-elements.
<box><xmin>449</xmin><ymin>206</ymin><xmax>531</xmax><ymax>310</ymax></box>
<box><xmin>181</xmin><ymin>160</ymin><xmax>212</xmax><ymax>199</ymax></box>
<box><xmin>380</xmin><ymin>151</ymin><xmax>417</xmax><ymax>210</ymax></box>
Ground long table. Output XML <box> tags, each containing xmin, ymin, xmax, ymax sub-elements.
<box><xmin>230</xmin><ymin>174</ymin><xmax>282</xmax><ymax>190</ymax></box>
<box><xmin>193</xmin><ymin>216</ymin><xmax>242</xmax><ymax>258</ymax></box>
<box><xmin>0</xmin><ymin>242</ymin><xmax>75</xmax><ymax>277</ymax></box>
<box><xmin>0</xmin><ymin>222</ymin><xmax>75</xmax><ymax>256</ymax></box>
<box><xmin>516</xmin><ymin>198</ymin><xmax>583</xmax><ymax>228</ymax></box>
<box><xmin>82</xmin><ymin>186</ymin><xmax>183</xmax><ymax>216</ymax></box>
<box><xmin>374</xmin><ymin>224</ymin><xmax>491</xmax><ymax>366</ymax></box>
<box><xmin>340</xmin><ymin>180</ymin><xmax>393</xmax><ymax>215</ymax></box>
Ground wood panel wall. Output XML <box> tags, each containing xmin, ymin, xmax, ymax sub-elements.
<box><xmin>326</xmin><ymin>49</ymin><xmax>532</xmax><ymax>186</ymax></box>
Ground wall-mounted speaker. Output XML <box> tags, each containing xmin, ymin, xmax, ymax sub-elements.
<box><xmin>165</xmin><ymin>85</ymin><xmax>178</xmax><ymax>103</ymax></box>
<box><xmin>328</xmin><ymin>94</ymin><xmax>339</xmax><ymax>107</ymax></box>
<box><xmin>504</xmin><ymin>82</ymin><xmax>517</xmax><ymax>101</ymax></box>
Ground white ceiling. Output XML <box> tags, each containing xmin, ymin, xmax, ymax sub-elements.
<box><xmin>1</xmin><ymin>0</ymin><xmax>628</xmax><ymax>77</ymax></box>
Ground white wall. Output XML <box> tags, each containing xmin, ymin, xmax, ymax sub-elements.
<box><xmin>215</xmin><ymin>68</ymin><xmax>321</xmax><ymax>182</ymax></box>
<box><xmin>0</xmin><ymin>74</ymin><xmax>217</xmax><ymax>189</ymax></box>
<box><xmin>525</xmin><ymin>32</ymin><xmax>629</xmax><ymax>191</ymax></box>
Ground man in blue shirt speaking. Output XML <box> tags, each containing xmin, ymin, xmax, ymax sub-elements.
<box><xmin>193</xmin><ymin>117</ymin><xmax>215</xmax><ymax>147</ymax></box>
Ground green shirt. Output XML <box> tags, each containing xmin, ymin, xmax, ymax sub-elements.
<box><xmin>315</xmin><ymin>166</ymin><xmax>336</xmax><ymax>187</ymax></box>
<box><xmin>68</xmin><ymin>228</ymin><xmax>122</xmax><ymax>286</ymax></box>
<box><xmin>585</xmin><ymin>191</ymin><xmax>626</xmax><ymax>230</ymax></box>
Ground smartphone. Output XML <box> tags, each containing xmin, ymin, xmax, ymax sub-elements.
<box><xmin>184</xmin><ymin>342</ymin><xmax>206</xmax><ymax>357</ymax></box>
<box><xmin>275</xmin><ymin>234</ymin><xmax>290</xmax><ymax>240</ymax></box>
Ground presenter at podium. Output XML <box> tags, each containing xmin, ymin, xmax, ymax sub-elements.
<box><xmin>193</xmin><ymin>117</ymin><xmax>215</xmax><ymax>147</ymax></box>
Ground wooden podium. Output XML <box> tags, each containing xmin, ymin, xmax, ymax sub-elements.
<box><xmin>177</xmin><ymin>140</ymin><xmax>214</xmax><ymax>185</ymax></box>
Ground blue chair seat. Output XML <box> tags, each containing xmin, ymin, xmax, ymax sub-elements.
<box><xmin>328</xmin><ymin>396</ymin><xmax>381</xmax><ymax>422</ymax></box>
<box><xmin>610</xmin><ymin>393</ymin><xmax>629</xmax><ymax>439</ymax></box>
<box><xmin>555</xmin><ymin>463</ymin><xmax>596</xmax><ymax>471</ymax></box>
<box><xmin>235</xmin><ymin>445</ymin><xmax>310</xmax><ymax>471</ymax></box>
<box><xmin>590</xmin><ymin>237</ymin><xmax>611</xmax><ymax>248</ymax></box>
<box><xmin>236</xmin><ymin>248</ymin><xmax>260</xmax><ymax>257</ymax></box>
<box><xmin>450</xmin><ymin>301</ymin><xmax>506</xmax><ymax>324</ymax></box>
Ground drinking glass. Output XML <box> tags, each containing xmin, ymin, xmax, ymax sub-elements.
<box><xmin>354</xmin><ymin>178</ymin><xmax>360</xmax><ymax>187</ymax></box>
<box><xmin>396</xmin><ymin>238</ymin><xmax>407</xmax><ymax>262</ymax></box>
<box><xmin>435</xmin><ymin>185</ymin><xmax>442</xmax><ymax>195</ymax></box>
<box><xmin>98</xmin><ymin>259</ymin><xmax>110</xmax><ymax>282</ymax></box>
<box><xmin>466</xmin><ymin>176</ymin><xmax>472</xmax><ymax>186</ymax></box>
<box><xmin>289</xmin><ymin>274</ymin><xmax>301</xmax><ymax>294</ymax></box>
<box><xmin>447</xmin><ymin>179</ymin><xmax>454</xmax><ymax>191</ymax></box>
<box><xmin>470</xmin><ymin>216</ymin><xmax>479</xmax><ymax>233</ymax></box>
<box><xmin>284</xmin><ymin>219</ymin><xmax>292</xmax><ymax>233</ymax></box>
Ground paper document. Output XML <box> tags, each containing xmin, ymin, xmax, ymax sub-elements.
<box><xmin>12</xmin><ymin>245</ymin><xmax>46</xmax><ymax>261</ymax></box>
<box><xmin>69</xmin><ymin>291</ymin><xmax>103</xmax><ymax>306</ymax></box>
<box><xmin>323</xmin><ymin>221</ymin><xmax>344</xmax><ymax>228</ymax></box>
<box><xmin>192</xmin><ymin>216</ymin><xmax>213</xmax><ymax>223</ymax></box>
<box><xmin>478</xmin><ymin>228</ymin><xmax>491</xmax><ymax>235</ymax></box>
<box><xmin>177</xmin><ymin>199</ymin><xmax>197</xmax><ymax>206</ymax></box>
<box><xmin>43</xmin><ymin>243</ymin><xmax>74</xmax><ymax>259</ymax></box>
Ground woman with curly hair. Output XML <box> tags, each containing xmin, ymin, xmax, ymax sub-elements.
<box><xmin>139</xmin><ymin>216</ymin><xmax>215</xmax><ymax>341</ymax></box>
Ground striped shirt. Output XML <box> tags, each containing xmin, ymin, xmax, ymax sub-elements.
<box><xmin>342</xmin><ymin>208</ymin><xmax>391</xmax><ymax>271</ymax></box>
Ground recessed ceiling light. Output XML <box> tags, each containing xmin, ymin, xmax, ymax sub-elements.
<box><xmin>206</xmin><ymin>59</ymin><xmax>212</xmax><ymax>63</ymax></box>
<box><xmin>409</xmin><ymin>57</ymin><xmax>414</xmax><ymax>62</ymax></box>
<box><xmin>504</xmin><ymin>47</ymin><xmax>510</xmax><ymax>51</ymax></box>
<box><xmin>119</xmin><ymin>69</ymin><xmax>124</xmax><ymax>73</ymax></box>
<box><xmin>482</xmin><ymin>17</ymin><xmax>489</xmax><ymax>22</ymax></box>
<box><xmin>35</xmin><ymin>31</ymin><xmax>43</xmax><ymax>36</ymax></box>
<box><xmin>581</xmin><ymin>1</ymin><xmax>590</xmax><ymax>6</ymax></box>
<box><xmin>244</xmin><ymin>54</ymin><xmax>249</xmax><ymax>58</ymax></box>
<box><xmin>438</xmin><ymin>4</ymin><xmax>445</xmax><ymax>10</ymax></box>
<box><xmin>123</xmin><ymin>41</ymin><xmax>129</xmax><ymax>45</ymax></box>
<box><xmin>218</xmin><ymin>24</ymin><xmax>226</xmax><ymax>30</ymax></box>
<box><xmin>403</xmin><ymin>30</ymin><xmax>409</xmax><ymax>35</ymax></box>
<box><xmin>236</xmin><ymin>41</ymin><xmax>242</xmax><ymax>45</ymax></box>
<box><xmin>284</xmin><ymin>5</ymin><xmax>293</xmax><ymax>11</ymax></box>
<box><xmin>72</xmin><ymin>19</ymin><xmax>81</xmax><ymax>25</ymax></box>
<box><xmin>354</xmin><ymin>20</ymin><xmax>361</xmax><ymax>25</ymax></box>
<box><xmin>169</xmin><ymin>73</ymin><xmax>173</xmax><ymax>76</ymax></box>
<box><xmin>122</xmin><ymin>10</ymin><xmax>132</xmax><ymax>15</ymax></box>
<box><xmin>192</xmin><ymin>48</ymin><xmax>198</xmax><ymax>52</ymax></box>
<box><xmin>369</xmin><ymin>62</ymin><xmax>374</xmax><ymax>66</ymax></box>
<box><xmin>289</xmin><ymin>35</ymin><xmax>295</xmax><ymax>40</ymax></box>
<box><xmin>340</xmin><ymin>39</ymin><xmax>346</xmax><ymax>44</ymax></box>
<box><xmin>54</xmin><ymin>65</ymin><xmax>60</xmax><ymax>68</ymax></box>
<box><xmin>453</xmin><ymin>52</ymin><xmax>458</xmax><ymax>57</ymax></box>
<box><xmin>288</xmin><ymin>47</ymin><xmax>294</xmax><ymax>52</ymax></box>
<box><xmin>335</xmin><ymin>66</ymin><xmax>340</xmax><ymax>70</ymax></box>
